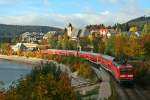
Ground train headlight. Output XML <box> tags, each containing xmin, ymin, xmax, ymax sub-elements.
<box><xmin>128</xmin><ymin>75</ymin><xmax>133</xmax><ymax>77</ymax></box>
<box><xmin>120</xmin><ymin>75</ymin><xmax>126</xmax><ymax>78</ymax></box>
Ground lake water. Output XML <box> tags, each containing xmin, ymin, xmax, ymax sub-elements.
<box><xmin>0</xmin><ymin>59</ymin><xmax>33</xmax><ymax>89</ymax></box>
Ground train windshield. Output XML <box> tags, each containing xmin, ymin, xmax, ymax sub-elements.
<box><xmin>113</xmin><ymin>57</ymin><xmax>128</xmax><ymax>67</ymax></box>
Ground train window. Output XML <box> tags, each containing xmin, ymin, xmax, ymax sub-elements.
<box><xmin>113</xmin><ymin>57</ymin><xmax>127</xmax><ymax>66</ymax></box>
<box><xmin>112</xmin><ymin>61</ymin><xmax>119</xmax><ymax>67</ymax></box>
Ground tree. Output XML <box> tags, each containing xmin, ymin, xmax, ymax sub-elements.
<box><xmin>68</xmin><ymin>40</ymin><xmax>77</xmax><ymax>50</ymax></box>
<box><xmin>105</xmin><ymin>35</ymin><xmax>115</xmax><ymax>56</ymax></box>
<box><xmin>48</xmin><ymin>34</ymin><xmax>58</xmax><ymax>49</ymax></box>
<box><xmin>99</xmin><ymin>40</ymin><xmax>105</xmax><ymax>54</ymax></box>
<box><xmin>62</xmin><ymin>29</ymin><xmax>70</xmax><ymax>50</ymax></box>
<box><xmin>56</xmin><ymin>35</ymin><xmax>63</xmax><ymax>49</ymax></box>
<box><xmin>124</xmin><ymin>35</ymin><xmax>144</xmax><ymax>58</ymax></box>
<box><xmin>88</xmin><ymin>33</ymin><xmax>101</xmax><ymax>52</ymax></box>
<box><xmin>129</xmin><ymin>26</ymin><xmax>138</xmax><ymax>33</ymax></box>
<box><xmin>141</xmin><ymin>34</ymin><xmax>150</xmax><ymax>59</ymax></box>
<box><xmin>144</xmin><ymin>42</ymin><xmax>150</xmax><ymax>58</ymax></box>
<box><xmin>142</xmin><ymin>24</ymin><xmax>150</xmax><ymax>35</ymax></box>
<box><xmin>79</xmin><ymin>36</ymin><xmax>90</xmax><ymax>51</ymax></box>
<box><xmin>114</xmin><ymin>34</ymin><xmax>127</xmax><ymax>57</ymax></box>
<box><xmin>0</xmin><ymin>43</ymin><xmax>13</xmax><ymax>55</ymax></box>
<box><xmin>12</xmin><ymin>36</ymin><xmax>22</xmax><ymax>44</ymax></box>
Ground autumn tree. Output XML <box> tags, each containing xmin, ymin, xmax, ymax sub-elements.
<box><xmin>141</xmin><ymin>34</ymin><xmax>150</xmax><ymax>58</ymax></box>
<box><xmin>48</xmin><ymin>34</ymin><xmax>58</xmax><ymax>49</ymax></box>
<box><xmin>142</xmin><ymin>23</ymin><xmax>150</xmax><ymax>35</ymax></box>
<box><xmin>79</xmin><ymin>36</ymin><xmax>90</xmax><ymax>51</ymax></box>
<box><xmin>144</xmin><ymin>42</ymin><xmax>150</xmax><ymax>58</ymax></box>
<box><xmin>68</xmin><ymin>40</ymin><xmax>77</xmax><ymax>50</ymax></box>
<box><xmin>62</xmin><ymin>28</ymin><xmax>70</xmax><ymax>50</ymax></box>
<box><xmin>105</xmin><ymin>35</ymin><xmax>115</xmax><ymax>56</ymax></box>
<box><xmin>124</xmin><ymin>34</ymin><xmax>144</xmax><ymax>58</ymax></box>
<box><xmin>88</xmin><ymin>33</ymin><xmax>102</xmax><ymax>52</ymax></box>
<box><xmin>56</xmin><ymin>35</ymin><xmax>63</xmax><ymax>49</ymax></box>
<box><xmin>129</xmin><ymin>26</ymin><xmax>138</xmax><ymax>33</ymax></box>
<box><xmin>0</xmin><ymin>43</ymin><xmax>13</xmax><ymax>55</ymax></box>
<box><xmin>114</xmin><ymin>34</ymin><xmax>127</xmax><ymax>57</ymax></box>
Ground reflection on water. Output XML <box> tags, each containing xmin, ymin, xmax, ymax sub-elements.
<box><xmin>0</xmin><ymin>59</ymin><xmax>33</xmax><ymax>89</ymax></box>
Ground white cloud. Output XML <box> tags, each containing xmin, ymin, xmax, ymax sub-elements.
<box><xmin>101</xmin><ymin>11</ymin><xmax>110</xmax><ymax>15</ymax></box>
<box><xmin>0</xmin><ymin>9</ymin><xmax>149</xmax><ymax>28</ymax></box>
<box><xmin>0</xmin><ymin>0</ymin><xmax>149</xmax><ymax>28</ymax></box>
<box><xmin>108</xmin><ymin>0</ymin><xmax>119</xmax><ymax>3</ymax></box>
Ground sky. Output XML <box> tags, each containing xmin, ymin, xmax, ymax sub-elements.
<box><xmin>0</xmin><ymin>0</ymin><xmax>149</xmax><ymax>28</ymax></box>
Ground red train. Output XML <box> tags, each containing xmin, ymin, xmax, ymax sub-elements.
<box><xmin>41</xmin><ymin>49</ymin><xmax>134</xmax><ymax>83</ymax></box>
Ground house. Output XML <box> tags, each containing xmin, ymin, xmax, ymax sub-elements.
<box><xmin>43</xmin><ymin>31</ymin><xmax>57</xmax><ymax>40</ymax></box>
<box><xmin>22</xmin><ymin>32</ymin><xmax>44</xmax><ymax>43</ymax></box>
<box><xmin>90</xmin><ymin>28</ymin><xmax>117</xmax><ymax>39</ymax></box>
<box><xmin>23</xmin><ymin>43</ymin><xmax>38</xmax><ymax>51</ymax></box>
<box><xmin>11</xmin><ymin>43</ymin><xmax>38</xmax><ymax>52</ymax></box>
<box><xmin>11</xmin><ymin>43</ymin><xmax>27</xmax><ymax>52</ymax></box>
<box><xmin>66</xmin><ymin>25</ymin><xmax>90</xmax><ymax>40</ymax></box>
<box><xmin>91</xmin><ymin>29</ymin><xmax>109</xmax><ymax>36</ymax></box>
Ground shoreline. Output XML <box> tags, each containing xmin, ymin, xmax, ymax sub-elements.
<box><xmin>0</xmin><ymin>55</ymin><xmax>45</xmax><ymax>66</ymax></box>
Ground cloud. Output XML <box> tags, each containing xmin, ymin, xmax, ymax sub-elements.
<box><xmin>107</xmin><ymin>0</ymin><xmax>119</xmax><ymax>3</ymax></box>
<box><xmin>0</xmin><ymin>8</ymin><xmax>149</xmax><ymax>28</ymax></box>
<box><xmin>0</xmin><ymin>0</ymin><xmax>149</xmax><ymax>28</ymax></box>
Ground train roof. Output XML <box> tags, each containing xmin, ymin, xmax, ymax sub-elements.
<box><xmin>101</xmin><ymin>55</ymin><xmax>115</xmax><ymax>61</ymax></box>
<box><xmin>48</xmin><ymin>49</ymin><xmax>75</xmax><ymax>52</ymax></box>
<box><xmin>80</xmin><ymin>51</ymin><xmax>115</xmax><ymax>61</ymax></box>
<box><xmin>47</xmin><ymin>49</ymin><xmax>115</xmax><ymax>61</ymax></box>
<box><xmin>92</xmin><ymin>52</ymin><xmax>115</xmax><ymax>60</ymax></box>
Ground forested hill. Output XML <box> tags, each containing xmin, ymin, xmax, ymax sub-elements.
<box><xmin>127</xmin><ymin>16</ymin><xmax>150</xmax><ymax>26</ymax></box>
<box><xmin>120</xmin><ymin>16</ymin><xmax>150</xmax><ymax>31</ymax></box>
<box><xmin>0</xmin><ymin>24</ymin><xmax>62</xmax><ymax>37</ymax></box>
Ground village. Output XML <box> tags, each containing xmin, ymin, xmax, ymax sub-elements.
<box><xmin>10</xmin><ymin>23</ymin><xmax>141</xmax><ymax>53</ymax></box>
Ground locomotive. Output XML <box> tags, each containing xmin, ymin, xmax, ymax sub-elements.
<box><xmin>41</xmin><ymin>49</ymin><xmax>134</xmax><ymax>83</ymax></box>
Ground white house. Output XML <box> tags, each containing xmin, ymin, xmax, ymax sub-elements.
<box><xmin>11</xmin><ymin>43</ymin><xmax>38</xmax><ymax>52</ymax></box>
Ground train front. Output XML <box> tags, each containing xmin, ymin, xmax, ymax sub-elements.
<box><xmin>113</xmin><ymin>58</ymin><xmax>134</xmax><ymax>84</ymax></box>
<box><xmin>119</xmin><ymin>64</ymin><xmax>134</xmax><ymax>84</ymax></box>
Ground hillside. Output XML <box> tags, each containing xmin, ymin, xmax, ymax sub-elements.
<box><xmin>0</xmin><ymin>24</ymin><xmax>62</xmax><ymax>38</ymax></box>
<box><xmin>127</xmin><ymin>16</ymin><xmax>150</xmax><ymax>26</ymax></box>
<box><xmin>121</xmin><ymin>16</ymin><xmax>150</xmax><ymax>31</ymax></box>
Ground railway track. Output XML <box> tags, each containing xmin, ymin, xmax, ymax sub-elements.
<box><xmin>91</xmin><ymin>62</ymin><xmax>149</xmax><ymax>100</ymax></box>
<box><xmin>111</xmin><ymin>73</ymin><xmax>149</xmax><ymax>100</ymax></box>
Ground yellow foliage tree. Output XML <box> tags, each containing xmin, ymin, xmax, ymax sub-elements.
<box><xmin>129</xmin><ymin>26</ymin><xmax>138</xmax><ymax>33</ymax></box>
<box><xmin>114</xmin><ymin>34</ymin><xmax>126</xmax><ymax>57</ymax></box>
<box><xmin>124</xmin><ymin>35</ymin><xmax>144</xmax><ymax>58</ymax></box>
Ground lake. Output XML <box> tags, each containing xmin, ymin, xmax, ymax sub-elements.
<box><xmin>0</xmin><ymin>59</ymin><xmax>33</xmax><ymax>89</ymax></box>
